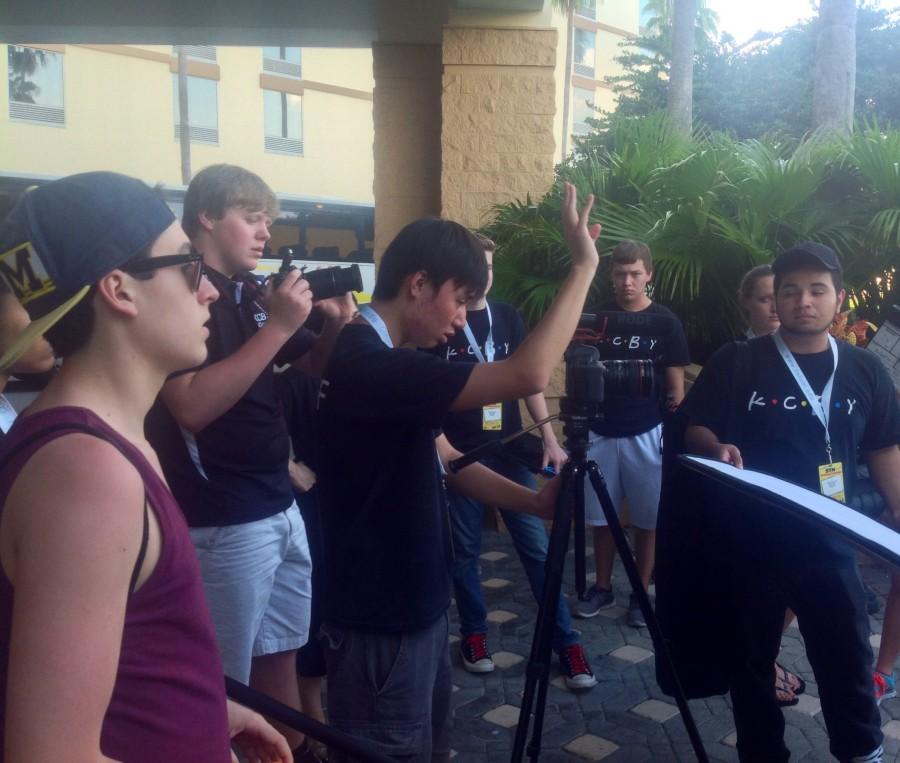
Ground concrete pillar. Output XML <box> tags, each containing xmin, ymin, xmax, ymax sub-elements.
<box><xmin>372</xmin><ymin>43</ymin><xmax>442</xmax><ymax>262</ymax></box>
<box><xmin>441</xmin><ymin>25</ymin><xmax>558</xmax><ymax>229</ymax></box>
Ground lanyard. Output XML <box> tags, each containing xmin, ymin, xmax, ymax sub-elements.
<box><xmin>358</xmin><ymin>304</ymin><xmax>393</xmax><ymax>349</ymax></box>
<box><xmin>772</xmin><ymin>330</ymin><xmax>839</xmax><ymax>461</ymax></box>
<box><xmin>462</xmin><ymin>304</ymin><xmax>494</xmax><ymax>363</ymax></box>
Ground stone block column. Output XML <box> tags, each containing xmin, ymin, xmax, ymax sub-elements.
<box><xmin>372</xmin><ymin>43</ymin><xmax>443</xmax><ymax>262</ymax></box>
<box><xmin>441</xmin><ymin>26</ymin><xmax>558</xmax><ymax>228</ymax></box>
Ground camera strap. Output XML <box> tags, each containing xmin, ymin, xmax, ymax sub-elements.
<box><xmin>462</xmin><ymin>303</ymin><xmax>495</xmax><ymax>363</ymax></box>
<box><xmin>772</xmin><ymin>330</ymin><xmax>839</xmax><ymax>462</ymax></box>
<box><xmin>358</xmin><ymin>304</ymin><xmax>393</xmax><ymax>348</ymax></box>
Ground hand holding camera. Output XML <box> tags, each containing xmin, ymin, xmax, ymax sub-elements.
<box><xmin>262</xmin><ymin>267</ymin><xmax>314</xmax><ymax>335</ymax></box>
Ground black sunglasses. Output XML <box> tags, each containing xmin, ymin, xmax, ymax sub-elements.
<box><xmin>121</xmin><ymin>253</ymin><xmax>205</xmax><ymax>292</ymax></box>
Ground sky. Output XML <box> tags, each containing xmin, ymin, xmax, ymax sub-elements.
<box><xmin>708</xmin><ymin>0</ymin><xmax>895</xmax><ymax>45</ymax></box>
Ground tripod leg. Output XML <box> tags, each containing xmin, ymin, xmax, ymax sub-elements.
<box><xmin>511</xmin><ymin>463</ymin><xmax>578</xmax><ymax>763</ymax></box>
<box><xmin>585</xmin><ymin>461</ymin><xmax>710</xmax><ymax>763</ymax></box>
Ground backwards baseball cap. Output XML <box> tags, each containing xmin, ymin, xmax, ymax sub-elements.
<box><xmin>0</xmin><ymin>172</ymin><xmax>175</xmax><ymax>369</ymax></box>
<box><xmin>772</xmin><ymin>241</ymin><xmax>842</xmax><ymax>277</ymax></box>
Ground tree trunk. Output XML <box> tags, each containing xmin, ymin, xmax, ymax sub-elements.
<box><xmin>812</xmin><ymin>0</ymin><xmax>857</xmax><ymax>135</ymax></box>
<box><xmin>177</xmin><ymin>46</ymin><xmax>191</xmax><ymax>185</ymax></box>
<box><xmin>667</xmin><ymin>0</ymin><xmax>697</xmax><ymax>135</ymax></box>
<box><xmin>560</xmin><ymin>3</ymin><xmax>575</xmax><ymax>163</ymax></box>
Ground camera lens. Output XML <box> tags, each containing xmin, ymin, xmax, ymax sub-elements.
<box><xmin>303</xmin><ymin>265</ymin><xmax>364</xmax><ymax>300</ymax></box>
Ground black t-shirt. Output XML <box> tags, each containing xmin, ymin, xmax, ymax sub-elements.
<box><xmin>316</xmin><ymin>323</ymin><xmax>475</xmax><ymax>633</ymax></box>
<box><xmin>589</xmin><ymin>301</ymin><xmax>690</xmax><ymax>437</ymax></box>
<box><xmin>428</xmin><ymin>301</ymin><xmax>526</xmax><ymax>453</ymax></box>
<box><xmin>275</xmin><ymin>368</ymin><xmax>320</xmax><ymax>469</ymax></box>
<box><xmin>146</xmin><ymin>267</ymin><xmax>316</xmax><ymax>527</ymax></box>
<box><xmin>684</xmin><ymin>335</ymin><xmax>900</xmax><ymax>560</ymax></box>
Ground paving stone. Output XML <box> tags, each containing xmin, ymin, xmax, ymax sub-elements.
<box><xmin>486</xmin><ymin>609</ymin><xmax>518</xmax><ymax>624</ymax></box>
<box><xmin>872</xmin><ymin>633</ymin><xmax>882</xmax><ymax>648</ymax></box>
<box><xmin>492</xmin><ymin>650</ymin><xmax>524</xmax><ymax>669</ymax></box>
<box><xmin>449</xmin><ymin>634</ymin><xmax>460</xmax><ymax>644</ymax></box>
<box><xmin>884</xmin><ymin>721</ymin><xmax>900</xmax><ymax>740</ymax></box>
<box><xmin>480</xmin><ymin>551</ymin><xmax>508</xmax><ymax>562</ymax></box>
<box><xmin>722</xmin><ymin>731</ymin><xmax>738</xmax><ymax>747</ymax></box>
<box><xmin>608</xmin><ymin>645</ymin><xmax>653</xmax><ymax>664</ymax></box>
<box><xmin>482</xmin><ymin>703</ymin><xmax>521</xmax><ymax>728</ymax></box>
<box><xmin>789</xmin><ymin>694</ymin><xmax>822</xmax><ymax>717</ymax></box>
<box><xmin>563</xmin><ymin>733</ymin><xmax>619</xmax><ymax>760</ymax></box>
<box><xmin>482</xmin><ymin>577</ymin><xmax>512</xmax><ymax>590</ymax></box>
<box><xmin>597</xmin><ymin>606</ymin><xmax>627</xmax><ymax>620</ymax></box>
<box><xmin>630</xmin><ymin>699</ymin><xmax>679</xmax><ymax>723</ymax></box>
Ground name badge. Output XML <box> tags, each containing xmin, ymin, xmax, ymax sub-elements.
<box><xmin>482</xmin><ymin>403</ymin><xmax>502</xmax><ymax>431</ymax></box>
<box><xmin>818</xmin><ymin>461</ymin><xmax>845</xmax><ymax>502</ymax></box>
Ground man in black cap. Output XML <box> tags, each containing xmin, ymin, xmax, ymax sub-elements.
<box><xmin>682</xmin><ymin>242</ymin><xmax>900</xmax><ymax>762</ymax></box>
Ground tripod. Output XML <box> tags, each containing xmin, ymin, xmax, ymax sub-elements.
<box><xmin>510</xmin><ymin>400</ymin><xmax>710</xmax><ymax>763</ymax></box>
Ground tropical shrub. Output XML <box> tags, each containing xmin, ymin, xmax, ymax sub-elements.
<box><xmin>484</xmin><ymin>114</ymin><xmax>900</xmax><ymax>362</ymax></box>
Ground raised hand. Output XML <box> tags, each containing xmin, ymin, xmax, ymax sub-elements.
<box><xmin>561</xmin><ymin>180</ymin><xmax>601</xmax><ymax>271</ymax></box>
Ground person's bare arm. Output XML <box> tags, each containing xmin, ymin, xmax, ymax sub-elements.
<box><xmin>523</xmin><ymin>392</ymin><xmax>568</xmax><ymax>472</ymax></box>
<box><xmin>2</xmin><ymin>436</ymin><xmax>149</xmax><ymax>762</ymax></box>
<box><xmin>866</xmin><ymin>445</ymin><xmax>900</xmax><ymax>524</ymax></box>
<box><xmin>685</xmin><ymin>424</ymin><xmax>743</xmax><ymax>468</ymax></box>
<box><xmin>436</xmin><ymin>434</ymin><xmax>559</xmax><ymax>519</ymax></box>
<box><xmin>665</xmin><ymin>366</ymin><xmax>686</xmax><ymax>410</ymax></box>
<box><xmin>451</xmin><ymin>182</ymin><xmax>600</xmax><ymax>412</ymax></box>
<box><xmin>163</xmin><ymin>271</ymin><xmax>313</xmax><ymax>433</ymax></box>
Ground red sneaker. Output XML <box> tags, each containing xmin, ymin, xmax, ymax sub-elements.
<box><xmin>560</xmin><ymin>644</ymin><xmax>597</xmax><ymax>690</ymax></box>
<box><xmin>460</xmin><ymin>633</ymin><xmax>495</xmax><ymax>673</ymax></box>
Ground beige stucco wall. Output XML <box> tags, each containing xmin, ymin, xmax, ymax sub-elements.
<box><xmin>440</xmin><ymin>25</ymin><xmax>557</xmax><ymax>229</ymax></box>
<box><xmin>1</xmin><ymin>44</ymin><xmax>374</xmax><ymax>202</ymax></box>
<box><xmin>371</xmin><ymin>43</ymin><xmax>442</xmax><ymax>259</ymax></box>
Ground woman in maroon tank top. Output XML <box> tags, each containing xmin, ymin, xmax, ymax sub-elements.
<box><xmin>0</xmin><ymin>173</ymin><xmax>292</xmax><ymax>762</ymax></box>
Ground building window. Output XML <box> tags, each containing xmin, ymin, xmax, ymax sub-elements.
<box><xmin>172</xmin><ymin>45</ymin><xmax>217</xmax><ymax>61</ymax></box>
<box><xmin>172</xmin><ymin>74</ymin><xmax>219</xmax><ymax>144</ymax></box>
<box><xmin>7</xmin><ymin>45</ymin><xmax>64</xmax><ymax>126</ymax></box>
<box><xmin>573</xmin><ymin>28</ymin><xmax>596</xmax><ymax>79</ymax></box>
<box><xmin>572</xmin><ymin>86</ymin><xmax>595</xmax><ymax>136</ymax></box>
<box><xmin>263</xmin><ymin>47</ymin><xmax>302</xmax><ymax>79</ymax></box>
<box><xmin>575</xmin><ymin>0</ymin><xmax>597</xmax><ymax>20</ymax></box>
<box><xmin>263</xmin><ymin>89</ymin><xmax>303</xmax><ymax>155</ymax></box>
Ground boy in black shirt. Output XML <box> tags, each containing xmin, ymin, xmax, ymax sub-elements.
<box><xmin>316</xmin><ymin>182</ymin><xmax>600</xmax><ymax>761</ymax></box>
<box><xmin>684</xmin><ymin>242</ymin><xmax>900</xmax><ymax>763</ymax></box>
<box><xmin>573</xmin><ymin>240</ymin><xmax>690</xmax><ymax>627</ymax></box>
<box><xmin>433</xmin><ymin>234</ymin><xmax>595</xmax><ymax>690</ymax></box>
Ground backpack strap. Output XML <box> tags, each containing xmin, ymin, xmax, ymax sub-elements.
<box><xmin>0</xmin><ymin>420</ymin><xmax>151</xmax><ymax>596</ymax></box>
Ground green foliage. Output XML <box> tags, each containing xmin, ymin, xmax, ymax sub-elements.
<box><xmin>484</xmin><ymin>115</ymin><xmax>900</xmax><ymax>361</ymax></box>
<box><xmin>600</xmin><ymin>7</ymin><xmax>900</xmax><ymax>141</ymax></box>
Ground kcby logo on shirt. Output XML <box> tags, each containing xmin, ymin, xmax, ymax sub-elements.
<box><xmin>447</xmin><ymin>342</ymin><xmax>511</xmax><ymax>359</ymax></box>
<box><xmin>746</xmin><ymin>390</ymin><xmax>857</xmax><ymax>416</ymax></box>
<box><xmin>601</xmin><ymin>335</ymin><xmax>660</xmax><ymax>352</ymax></box>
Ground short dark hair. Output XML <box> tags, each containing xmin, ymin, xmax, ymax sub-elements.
<box><xmin>773</xmin><ymin>266</ymin><xmax>843</xmax><ymax>294</ymax></box>
<box><xmin>44</xmin><ymin>247</ymin><xmax>153</xmax><ymax>358</ymax></box>
<box><xmin>738</xmin><ymin>264</ymin><xmax>774</xmax><ymax>300</ymax></box>
<box><xmin>182</xmin><ymin>164</ymin><xmax>279</xmax><ymax>239</ymax></box>
<box><xmin>610</xmin><ymin>240</ymin><xmax>652</xmax><ymax>272</ymax></box>
<box><xmin>473</xmin><ymin>232</ymin><xmax>495</xmax><ymax>252</ymax></box>
<box><xmin>373</xmin><ymin>218</ymin><xmax>488</xmax><ymax>301</ymax></box>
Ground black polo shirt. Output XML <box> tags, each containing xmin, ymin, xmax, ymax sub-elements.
<box><xmin>147</xmin><ymin>266</ymin><xmax>316</xmax><ymax>527</ymax></box>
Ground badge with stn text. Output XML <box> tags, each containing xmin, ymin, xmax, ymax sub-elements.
<box><xmin>818</xmin><ymin>461</ymin><xmax>845</xmax><ymax>502</ymax></box>
<box><xmin>482</xmin><ymin>403</ymin><xmax>502</xmax><ymax>431</ymax></box>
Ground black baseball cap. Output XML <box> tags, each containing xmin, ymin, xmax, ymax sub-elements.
<box><xmin>772</xmin><ymin>241</ymin><xmax>842</xmax><ymax>276</ymax></box>
<box><xmin>0</xmin><ymin>172</ymin><xmax>175</xmax><ymax>369</ymax></box>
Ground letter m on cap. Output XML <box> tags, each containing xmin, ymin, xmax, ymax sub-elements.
<box><xmin>0</xmin><ymin>242</ymin><xmax>54</xmax><ymax>303</ymax></box>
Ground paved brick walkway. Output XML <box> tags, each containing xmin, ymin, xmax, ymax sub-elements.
<box><xmin>445</xmin><ymin>528</ymin><xmax>900</xmax><ymax>762</ymax></box>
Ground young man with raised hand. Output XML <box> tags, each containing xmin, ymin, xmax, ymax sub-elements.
<box><xmin>315</xmin><ymin>182</ymin><xmax>600</xmax><ymax>761</ymax></box>
<box><xmin>148</xmin><ymin>163</ymin><xmax>353</xmax><ymax>757</ymax></box>
<box><xmin>0</xmin><ymin>172</ymin><xmax>291</xmax><ymax>762</ymax></box>
<box><xmin>574</xmin><ymin>240</ymin><xmax>690</xmax><ymax>627</ymax></box>
<box><xmin>684</xmin><ymin>242</ymin><xmax>900</xmax><ymax>763</ymax></box>
<box><xmin>431</xmin><ymin>232</ymin><xmax>596</xmax><ymax>690</ymax></box>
